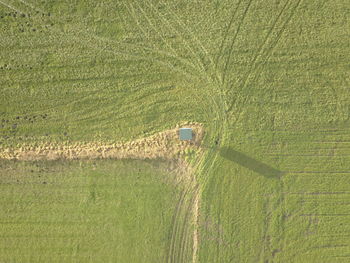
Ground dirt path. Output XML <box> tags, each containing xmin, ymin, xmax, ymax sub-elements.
<box><xmin>192</xmin><ymin>188</ymin><xmax>200</xmax><ymax>263</ymax></box>
<box><xmin>0</xmin><ymin>122</ymin><xmax>203</xmax><ymax>162</ymax></box>
<box><xmin>0</xmin><ymin>122</ymin><xmax>204</xmax><ymax>263</ymax></box>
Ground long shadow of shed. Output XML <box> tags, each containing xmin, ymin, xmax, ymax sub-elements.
<box><xmin>219</xmin><ymin>147</ymin><xmax>284</xmax><ymax>179</ymax></box>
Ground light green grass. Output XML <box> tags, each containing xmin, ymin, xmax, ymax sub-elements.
<box><xmin>1</xmin><ymin>0</ymin><xmax>350</xmax><ymax>262</ymax></box>
<box><xmin>0</xmin><ymin>159</ymin><xmax>181</xmax><ymax>263</ymax></box>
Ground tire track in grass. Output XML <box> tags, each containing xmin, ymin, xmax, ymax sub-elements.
<box><xmin>167</xmin><ymin>147</ymin><xmax>199</xmax><ymax>263</ymax></box>
<box><xmin>83</xmin><ymin>36</ymin><xmax>200</xmax><ymax>83</ymax></box>
<box><xmin>143</xmin><ymin>0</ymin><xmax>208</xmax><ymax>79</ymax></box>
<box><xmin>188</xmin><ymin>81</ymin><xmax>227</xmax><ymax>263</ymax></box>
<box><xmin>201</xmin><ymin>147</ymin><xmax>228</xmax><ymax>263</ymax></box>
<box><xmin>169</xmin><ymin>8</ymin><xmax>213</xmax><ymax>67</ymax></box>
<box><xmin>17</xmin><ymin>0</ymin><xmax>45</xmax><ymax>13</ymax></box>
<box><xmin>164</xmin><ymin>2</ymin><xmax>220</xmax><ymax>84</ymax></box>
<box><xmin>6</xmin><ymin>0</ymin><xmax>210</xmax><ymax>88</ymax></box>
<box><xmin>221</xmin><ymin>0</ymin><xmax>254</xmax><ymax>84</ymax></box>
<box><xmin>124</xmin><ymin>2</ymin><xmax>204</xmax><ymax>81</ymax></box>
<box><xmin>0</xmin><ymin>0</ymin><xmax>23</xmax><ymax>13</ymax></box>
<box><xmin>251</xmin><ymin>0</ymin><xmax>303</xmax><ymax>81</ymax></box>
<box><xmin>161</xmin><ymin>75</ymin><xmax>227</xmax><ymax>263</ymax></box>
<box><xmin>171</xmin><ymin>190</ymin><xmax>187</xmax><ymax>263</ymax></box>
<box><xmin>3</xmin><ymin>2</ymin><xmax>227</xmax><ymax>262</ymax></box>
<box><xmin>213</xmin><ymin>3</ymin><xmax>299</xmax><ymax>260</ymax></box>
<box><xmin>186</xmin><ymin>185</ymin><xmax>201</xmax><ymax>263</ymax></box>
<box><xmin>226</xmin><ymin>0</ymin><xmax>302</xmax><ymax>115</ymax></box>
<box><xmin>166</xmin><ymin>180</ymin><xmax>197</xmax><ymax>263</ymax></box>
<box><xmin>275</xmin><ymin>176</ymin><xmax>287</xmax><ymax>262</ymax></box>
<box><xmin>224</xmin><ymin>2</ymin><xmax>296</xmax><ymax>257</ymax></box>
<box><xmin>215</xmin><ymin>0</ymin><xmax>243</xmax><ymax>74</ymax></box>
<box><xmin>5</xmin><ymin>71</ymin><xmax>168</xmax><ymax>116</ymax></box>
<box><xmin>225</xmin><ymin>0</ymin><xmax>291</xmax><ymax>89</ymax></box>
<box><xmin>131</xmin><ymin>1</ymin><xmax>202</xmax><ymax>81</ymax></box>
<box><xmin>73</xmin><ymin>30</ymin><xmax>199</xmax><ymax>82</ymax></box>
<box><xmin>215</xmin><ymin>159</ymin><xmax>225</xmax><ymax>262</ymax></box>
<box><xmin>5</xmin><ymin>79</ymin><xmax>162</xmax><ymax>120</ymax></box>
<box><xmin>193</xmin><ymin>91</ymin><xmax>228</xmax><ymax>263</ymax></box>
<box><xmin>241</xmin><ymin>0</ymin><xmax>303</xmax><ymax>101</ymax></box>
<box><xmin>167</xmin><ymin>189</ymin><xmax>186</xmax><ymax>263</ymax></box>
<box><xmin>132</xmin><ymin>1</ymin><xmax>177</xmax><ymax>55</ymax></box>
<box><xmin>50</xmin><ymin>26</ymin><xmax>201</xmax><ymax>82</ymax></box>
<box><xmin>245</xmin><ymin>0</ymin><xmax>292</xmax><ymax>72</ymax></box>
<box><xmin>9</xmin><ymin>0</ymin><xmax>202</xmax><ymax>84</ymax></box>
<box><xmin>178</xmin><ymin>189</ymin><xmax>196</xmax><ymax>263</ymax></box>
<box><xmin>84</xmin><ymin>29</ymin><xmax>203</xmax><ymax>80</ymax></box>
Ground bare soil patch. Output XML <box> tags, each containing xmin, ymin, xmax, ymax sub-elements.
<box><xmin>0</xmin><ymin>122</ymin><xmax>204</xmax><ymax>163</ymax></box>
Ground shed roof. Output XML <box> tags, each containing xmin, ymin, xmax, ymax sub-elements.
<box><xmin>179</xmin><ymin>128</ymin><xmax>193</xmax><ymax>140</ymax></box>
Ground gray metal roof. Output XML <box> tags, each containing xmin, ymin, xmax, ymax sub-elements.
<box><xmin>179</xmin><ymin>128</ymin><xmax>193</xmax><ymax>140</ymax></box>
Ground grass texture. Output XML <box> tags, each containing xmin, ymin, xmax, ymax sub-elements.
<box><xmin>1</xmin><ymin>0</ymin><xmax>350</xmax><ymax>262</ymax></box>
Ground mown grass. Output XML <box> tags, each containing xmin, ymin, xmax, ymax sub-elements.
<box><xmin>1</xmin><ymin>0</ymin><xmax>350</xmax><ymax>262</ymax></box>
<box><xmin>0</xmin><ymin>159</ymin><xmax>181</xmax><ymax>263</ymax></box>
<box><xmin>197</xmin><ymin>1</ymin><xmax>350</xmax><ymax>262</ymax></box>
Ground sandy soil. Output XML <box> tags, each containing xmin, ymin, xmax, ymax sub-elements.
<box><xmin>0</xmin><ymin>122</ymin><xmax>204</xmax><ymax>162</ymax></box>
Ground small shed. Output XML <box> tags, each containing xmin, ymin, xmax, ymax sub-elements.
<box><xmin>179</xmin><ymin>128</ymin><xmax>193</xmax><ymax>140</ymax></box>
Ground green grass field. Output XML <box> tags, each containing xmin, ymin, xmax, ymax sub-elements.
<box><xmin>0</xmin><ymin>159</ymin><xmax>183</xmax><ymax>262</ymax></box>
<box><xmin>1</xmin><ymin>0</ymin><xmax>349</xmax><ymax>262</ymax></box>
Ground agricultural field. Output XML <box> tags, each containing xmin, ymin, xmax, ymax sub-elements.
<box><xmin>0</xmin><ymin>159</ymin><xmax>183</xmax><ymax>262</ymax></box>
<box><xmin>1</xmin><ymin>0</ymin><xmax>350</xmax><ymax>262</ymax></box>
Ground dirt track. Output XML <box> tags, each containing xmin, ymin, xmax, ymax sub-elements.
<box><xmin>0</xmin><ymin>122</ymin><xmax>204</xmax><ymax>263</ymax></box>
<box><xmin>0</xmin><ymin>122</ymin><xmax>204</xmax><ymax>162</ymax></box>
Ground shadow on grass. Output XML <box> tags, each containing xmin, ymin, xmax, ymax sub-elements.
<box><xmin>219</xmin><ymin>147</ymin><xmax>284</xmax><ymax>179</ymax></box>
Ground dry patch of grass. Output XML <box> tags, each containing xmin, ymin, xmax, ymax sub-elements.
<box><xmin>0</xmin><ymin>122</ymin><xmax>204</xmax><ymax>263</ymax></box>
<box><xmin>0</xmin><ymin>122</ymin><xmax>204</xmax><ymax>162</ymax></box>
